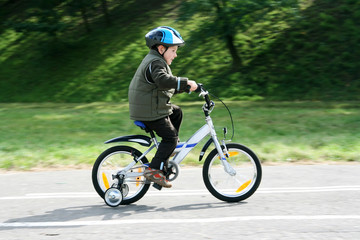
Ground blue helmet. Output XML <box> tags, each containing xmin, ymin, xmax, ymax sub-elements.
<box><xmin>145</xmin><ymin>26</ymin><xmax>185</xmax><ymax>48</ymax></box>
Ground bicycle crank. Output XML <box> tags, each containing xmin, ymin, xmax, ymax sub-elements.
<box><xmin>166</xmin><ymin>160</ymin><xmax>180</xmax><ymax>182</ymax></box>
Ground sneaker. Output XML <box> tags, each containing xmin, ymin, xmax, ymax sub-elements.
<box><xmin>143</xmin><ymin>168</ymin><xmax>172</xmax><ymax>188</ymax></box>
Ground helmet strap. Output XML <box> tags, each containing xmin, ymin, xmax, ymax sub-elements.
<box><xmin>156</xmin><ymin>45</ymin><xmax>169</xmax><ymax>57</ymax></box>
<box><xmin>161</xmin><ymin>46</ymin><xmax>169</xmax><ymax>56</ymax></box>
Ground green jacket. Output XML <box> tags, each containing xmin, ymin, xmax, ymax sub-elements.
<box><xmin>128</xmin><ymin>50</ymin><xmax>188</xmax><ymax>121</ymax></box>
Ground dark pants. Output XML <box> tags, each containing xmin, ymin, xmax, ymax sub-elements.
<box><xmin>143</xmin><ymin>105</ymin><xmax>183</xmax><ymax>170</ymax></box>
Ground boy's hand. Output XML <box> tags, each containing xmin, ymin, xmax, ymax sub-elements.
<box><xmin>187</xmin><ymin>80</ymin><xmax>198</xmax><ymax>92</ymax></box>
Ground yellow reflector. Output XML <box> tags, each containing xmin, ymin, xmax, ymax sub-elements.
<box><xmin>102</xmin><ymin>172</ymin><xmax>110</xmax><ymax>189</ymax></box>
<box><xmin>136</xmin><ymin>168</ymin><xmax>142</xmax><ymax>187</ymax></box>
<box><xmin>219</xmin><ymin>151</ymin><xmax>239</xmax><ymax>159</ymax></box>
<box><xmin>236</xmin><ymin>180</ymin><xmax>251</xmax><ymax>193</ymax></box>
<box><xmin>228</xmin><ymin>151</ymin><xmax>239</xmax><ymax>157</ymax></box>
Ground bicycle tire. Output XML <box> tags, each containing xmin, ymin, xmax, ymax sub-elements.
<box><xmin>203</xmin><ymin>143</ymin><xmax>262</xmax><ymax>202</ymax></box>
<box><xmin>92</xmin><ymin>145</ymin><xmax>150</xmax><ymax>205</ymax></box>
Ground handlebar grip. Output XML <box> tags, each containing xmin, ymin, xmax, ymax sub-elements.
<box><xmin>195</xmin><ymin>83</ymin><xmax>202</xmax><ymax>93</ymax></box>
<box><xmin>186</xmin><ymin>83</ymin><xmax>202</xmax><ymax>93</ymax></box>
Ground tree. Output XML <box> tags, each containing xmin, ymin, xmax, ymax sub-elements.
<box><xmin>180</xmin><ymin>0</ymin><xmax>299</xmax><ymax>70</ymax></box>
<box><xmin>5</xmin><ymin>0</ymin><xmax>67</xmax><ymax>38</ymax></box>
<box><xmin>65</xmin><ymin>0</ymin><xmax>112</xmax><ymax>32</ymax></box>
<box><xmin>65</xmin><ymin>0</ymin><xmax>96</xmax><ymax>33</ymax></box>
<box><xmin>100</xmin><ymin>0</ymin><xmax>111</xmax><ymax>26</ymax></box>
<box><xmin>5</xmin><ymin>0</ymin><xmax>113</xmax><ymax>37</ymax></box>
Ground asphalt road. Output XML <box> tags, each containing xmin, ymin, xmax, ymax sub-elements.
<box><xmin>0</xmin><ymin>164</ymin><xmax>360</xmax><ymax>240</ymax></box>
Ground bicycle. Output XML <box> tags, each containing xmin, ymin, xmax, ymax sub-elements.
<box><xmin>92</xmin><ymin>84</ymin><xmax>262</xmax><ymax>207</ymax></box>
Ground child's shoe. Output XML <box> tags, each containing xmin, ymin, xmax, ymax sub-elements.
<box><xmin>144</xmin><ymin>167</ymin><xmax>172</xmax><ymax>188</ymax></box>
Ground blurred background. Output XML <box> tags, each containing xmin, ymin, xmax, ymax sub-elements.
<box><xmin>1</xmin><ymin>0</ymin><xmax>359</xmax><ymax>102</ymax></box>
<box><xmin>0</xmin><ymin>0</ymin><xmax>359</xmax><ymax>169</ymax></box>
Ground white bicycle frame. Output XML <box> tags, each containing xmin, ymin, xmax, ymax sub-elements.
<box><xmin>111</xmin><ymin>87</ymin><xmax>239</xmax><ymax>182</ymax></box>
<box><xmin>120</xmin><ymin>106</ymin><xmax>235</xmax><ymax>180</ymax></box>
<box><xmin>172</xmin><ymin>115</ymin><xmax>234</xmax><ymax>174</ymax></box>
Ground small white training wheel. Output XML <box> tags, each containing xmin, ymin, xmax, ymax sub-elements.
<box><xmin>104</xmin><ymin>188</ymin><xmax>123</xmax><ymax>207</ymax></box>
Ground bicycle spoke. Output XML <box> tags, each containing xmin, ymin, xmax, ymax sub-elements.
<box><xmin>92</xmin><ymin>146</ymin><xmax>150</xmax><ymax>204</ymax></box>
<box><xmin>203</xmin><ymin>144</ymin><xmax>261</xmax><ymax>202</ymax></box>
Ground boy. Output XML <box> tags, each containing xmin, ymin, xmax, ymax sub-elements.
<box><xmin>128</xmin><ymin>26</ymin><xmax>197</xmax><ymax>188</ymax></box>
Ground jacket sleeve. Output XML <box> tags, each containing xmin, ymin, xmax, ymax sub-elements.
<box><xmin>149</xmin><ymin>60</ymin><xmax>189</xmax><ymax>92</ymax></box>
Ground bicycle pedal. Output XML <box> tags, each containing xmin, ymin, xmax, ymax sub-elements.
<box><xmin>153</xmin><ymin>183</ymin><xmax>163</xmax><ymax>191</ymax></box>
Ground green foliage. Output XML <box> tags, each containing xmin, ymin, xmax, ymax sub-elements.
<box><xmin>4</xmin><ymin>0</ymin><xmax>67</xmax><ymax>37</ymax></box>
<box><xmin>0</xmin><ymin>0</ymin><xmax>359</xmax><ymax>102</ymax></box>
<box><xmin>179</xmin><ymin>0</ymin><xmax>299</xmax><ymax>67</ymax></box>
<box><xmin>241</xmin><ymin>0</ymin><xmax>360</xmax><ymax>100</ymax></box>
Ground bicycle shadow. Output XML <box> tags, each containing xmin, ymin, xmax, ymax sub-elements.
<box><xmin>2</xmin><ymin>201</ymin><xmax>247</xmax><ymax>229</ymax></box>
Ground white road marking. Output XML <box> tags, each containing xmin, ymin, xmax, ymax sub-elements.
<box><xmin>1</xmin><ymin>185</ymin><xmax>360</xmax><ymax>200</ymax></box>
<box><xmin>257</xmin><ymin>185</ymin><xmax>360</xmax><ymax>193</ymax></box>
<box><xmin>1</xmin><ymin>215</ymin><xmax>360</xmax><ymax>228</ymax></box>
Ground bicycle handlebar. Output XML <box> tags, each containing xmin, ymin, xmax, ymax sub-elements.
<box><xmin>195</xmin><ymin>83</ymin><xmax>213</xmax><ymax>111</ymax></box>
<box><xmin>186</xmin><ymin>83</ymin><xmax>213</xmax><ymax>110</ymax></box>
<box><xmin>194</xmin><ymin>83</ymin><xmax>202</xmax><ymax>93</ymax></box>
<box><xmin>192</xmin><ymin>83</ymin><xmax>235</xmax><ymax>140</ymax></box>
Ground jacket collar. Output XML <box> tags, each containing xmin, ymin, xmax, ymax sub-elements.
<box><xmin>149</xmin><ymin>49</ymin><xmax>163</xmax><ymax>58</ymax></box>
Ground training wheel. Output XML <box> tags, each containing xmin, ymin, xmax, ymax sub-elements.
<box><xmin>104</xmin><ymin>187</ymin><xmax>123</xmax><ymax>207</ymax></box>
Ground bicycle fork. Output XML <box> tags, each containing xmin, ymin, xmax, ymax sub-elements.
<box><xmin>206</xmin><ymin>117</ymin><xmax>236</xmax><ymax>176</ymax></box>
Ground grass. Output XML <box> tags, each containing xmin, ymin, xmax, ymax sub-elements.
<box><xmin>0</xmin><ymin>101</ymin><xmax>359</xmax><ymax>170</ymax></box>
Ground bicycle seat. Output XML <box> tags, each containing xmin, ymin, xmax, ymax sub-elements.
<box><xmin>134</xmin><ymin>121</ymin><xmax>150</xmax><ymax>132</ymax></box>
<box><xmin>134</xmin><ymin>121</ymin><xmax>156</xmax><ymax>140</ymax></box>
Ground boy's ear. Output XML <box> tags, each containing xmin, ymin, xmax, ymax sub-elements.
<box><xmin>157</xmin><ymin>45</ymin><xmax>166</xmax><ymax>54</ymax></box>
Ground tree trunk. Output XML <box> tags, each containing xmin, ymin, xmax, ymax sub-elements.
<box><xmin>225</xmin><ymin>34</ymin><xmax>242</xmax><ymax>70</ymax></box>
<box><xmin>213</xmin><ymin>2</ymin><xmax>242</xmax><ymax>70</ymax></box>
<box><xmin>100</xmin><ymin>0</ymin><xmax>111</xmax><ymax>26</ymax></box>
<box><xmin>80</xmin><ymin>6</ymin><xmax>91</xmax><ymax>33</ymax></box>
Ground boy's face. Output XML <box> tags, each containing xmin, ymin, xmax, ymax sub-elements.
<box><xmin>159</xmin><ymin>45</ymin><xmax>178</xmax><ymax>65</ymax></box>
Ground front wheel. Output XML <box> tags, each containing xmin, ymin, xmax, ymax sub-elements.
<box><xmin>203</xmin><ymin>143</ymin><xmax>262</xmax><ymax>202</ymax></box>
<box><xmin>92</xmin><ymin>145</ymin><xmax>150</xmax><ymax>205</ymax></box>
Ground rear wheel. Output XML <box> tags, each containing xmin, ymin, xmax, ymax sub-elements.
<box><xmin>92</xmin><ymin>146</ymin><xmax>150</xmax><ymax>205</ymax></box>
<box><xmin>203</xmin><ymin>143</ymin><xmax>262</xmax><ymax>202</ymax></box>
